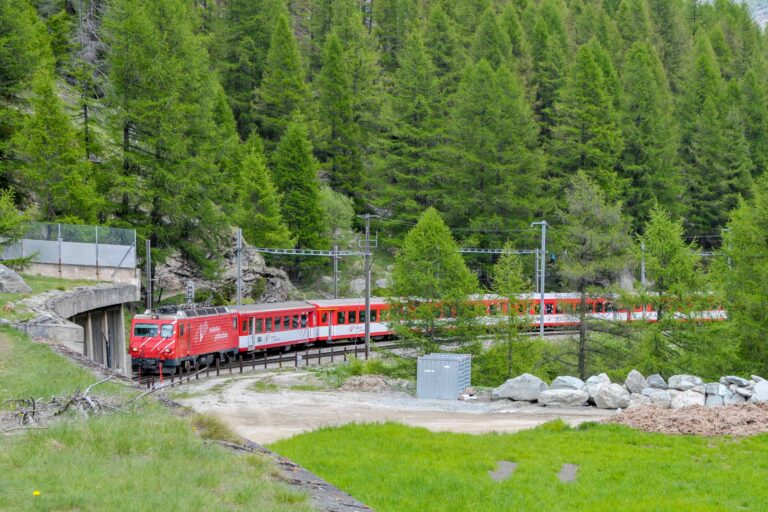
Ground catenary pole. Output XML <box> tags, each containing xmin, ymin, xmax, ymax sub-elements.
<box><xmin>236</xmin><ymin>228</ymin><xmax>243</xmax><ymax>306</ymax></box>
<box><xmin>531</xmin><ymin>221</ymin><xmax>548</xmax><ymax>337</ymax></box>
<box><xmin>146</xmin><ymin>239</ymin><xmax>152</xmax><ymax>311</ymax></box>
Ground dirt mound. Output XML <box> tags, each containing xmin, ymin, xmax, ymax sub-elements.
<box><xmin>605</xmin><ymin>403</ymin><xmax>768</xmax><ymax>436</ymax></box>
<box><xmin>340</xmin><ymin>375</ymin><xmax>412</xmax><ymax>393</ymax></box>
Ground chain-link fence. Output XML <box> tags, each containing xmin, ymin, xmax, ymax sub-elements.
<box><xmin>2</xmin><ymin>222</ymin><xmax>136</xmax><ymax>268</ymax></box>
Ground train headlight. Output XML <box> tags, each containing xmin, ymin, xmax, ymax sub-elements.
<box><xmin>164</xmin><ymin>348</ymin><xmax>171</xmax><ymax>353</ymax></box>
<box><xmin>131</xmin><ymin>347</ymin><xmax>138</xmax><ymax>352</ymax></box>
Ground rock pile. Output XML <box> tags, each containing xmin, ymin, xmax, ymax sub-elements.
<box><xmin>491</xmin><ymin>370</ymin><xmax>768</xmax><ymax>410</ymax></box>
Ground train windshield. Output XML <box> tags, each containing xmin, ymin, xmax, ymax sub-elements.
<box><xmin>160</xmin><ymin>324</ymin><xmax>174</xmax><ymax>338</ymax></box>
<box><xmin>133</xmin><ymin>323</ymin><xmax>159</xmax><ymax>337</ymax></box>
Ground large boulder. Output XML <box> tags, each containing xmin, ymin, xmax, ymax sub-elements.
<box><xmin>0</xmin><ymin>264</ymin><xmax>31</xmax><ymax>293</ymax></box>
<box><xmin>551</xmin><ymin>376</ymin><xmax>585</xmax><ymax>391</ymax></box>
<box><xmin>647</xmin><ymin>374</ymin><xmax>667</xmax><ymax>389</ymax></box>
<box><xmin>625</xmin><ymin>369</ymin><xmax>648</xmax><ymax>394</ymax></box>
<box><xmin>594</xmin><ymin>383</ymin><xmax>631</xmax><ymax>409</ymax></box>
<box><xmin>647</xmin><ymin>389</ymin><xmax>672</xmax><ymax>408</ymax></box>
<box><xmin>628</xmin><ymin>393</ymin><xmax>651</xmax><ymax>408</ymax></box>
<box><xmin>750</xmin><ymin>380</ymin><xmax>768</xmax><ymax>403</ymax></box>
<box><xmin>584</xmin><ymin>373</ymin><xmax>611</xmax><ymax>401</ymax></box>
<box><xmin>537</xmin><ymin>389</ymin><xmax>589</xmax><ymax>407</ymax></box>
<box><xmin>668</xmin><ymin>375</ymin><xmax>703</xmax><ymax>391</ymax></box>
<box><xmin>705</xmin><ymin>395</ymin><xmax>724</xmax><ymax>407</ymax></box>
<box><xmin>752</xmin><ymin>375</ymin><xmax>765</xmax><ymax>383</ymax></box>
<box><xmin>670</xmin><ymin>390</ymin><xmax>706</xmax><ymax>409</ymax></box>
<box><xmin>492</xmin><ymin>373</ymin><xmax>548</xmax><ymax>401</ymax></box>
<box><xmin>723</xmin><ymin>376</ymin><xmax>751</xmax><ymax>387</ymax></box>
<box><xmin>705</xmin><ymin>383</ymin><xmax>727</xmax><ymax>397</ymax></box>
<box><xmin>724</xmin><ymin>391</ymin><xmax>747</xmax><ymax>405</ymax></box>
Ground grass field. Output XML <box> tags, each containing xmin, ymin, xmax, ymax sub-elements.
<box><xmin>0</xmin><ymin>327</ymin><xmax>310</xmax><ymax>512</ymax></box>
<box><xmin>271</xmin><ymin>421</ymin><xmax>768</xmax><ymax>512</ymax></box>
<box><xmin>0</xmin><ymin>274</ymin><xmax>99</xmax><ymax>322</ymax></box>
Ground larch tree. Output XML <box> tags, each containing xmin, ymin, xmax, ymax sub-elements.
<box><xmin>620</xmin><ymin>41</ymin><xmax>683</xmax><ymax>230</ymax></box>
<box><xmin>238</xmin><ymin>133</ymin><xmax>294</xmax><ymax>249</ymax></box>
<box><xmin>255</xmin><ymin>13</ymin><xmax>308</xmax><ymax>145</ymax></box>
<box><xmin>557</xmin><ymin>172</ymin><xmax>633</xmax><ymax>379</ymax></box>
<box><xmin>530</xmin><ymin>13</ymin><xmax>566</xmax><ymax>138</ymax></box>
<box><xmin>740</xmin><ymin>68</ymin><xmax>768</xmax><ymax>177</ymax></box>
<box><xmin>271</xmin><ymin>116</ymin><xmax>328</xmax><ymax>251</ymax></box>
<box><xmin>0</xmin><ymin>0</ymin><xmax>50</xmax><ymax>98</ymax></box>
<box><xmin>391</xmin><ymin>207</ymin><xmax>478</xmax><ymax>353</ymax></box>
<box><xmin>471</xmin><ymin>8</ymin><xmax>510</xmax><ymax>69</ymax></box>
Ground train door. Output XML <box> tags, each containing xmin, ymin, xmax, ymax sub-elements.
<box><xmin>177</xmin><ymin>322</ymin><xmax>189</xmax><ymax>357</ymax></box>
<box><xmin>322</xmin><ymin>309</ymin><xmax>335</xmax><ymax>342</ymax></box>
<box><xmin>248</xmin><ymin>317</ymin><xmax>255</xmax><ymax>351</ymax></box>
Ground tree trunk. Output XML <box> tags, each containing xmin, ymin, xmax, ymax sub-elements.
<box><xmin>578</xmin><ymin>290</ymin><xmax>587</xmax><ymax>380</ymax></box>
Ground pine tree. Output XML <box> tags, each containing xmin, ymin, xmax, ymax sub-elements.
<box><xmin>647</xmin><ymin>0</ymin><xmax>691</xmax><ymax>92</ymax></box>
<box><xmin>308</xmin><ymin>0</ymin><xmax>334</xmax><ymax>72</ymax></box>
<box><xmin>740</xmin><ymin>68</ymin><xmax>768</xmax><ymax>177</ymax></box>
<box><xmin>471</xmin><ymin>8</ymin><xmax>510</xmax><ymax>69</ymax></box>
<box><xmin>216</xmin><ymin>0</ymin><xmax>286</xmax><ymax>138</ymax></box>
<box><xmin>391</xmin><ymin>207</ymin><xmax>478</xmax><ymax>352</ymax></box>
<box><xmin>424</xmin><ymin>3</ymin><xmax>465</xmax><ymax>98</ymax></box>
<box><xmin>530</xmin><ymin>13</ymin><xmax>566</xmax><ymax>138</ymax></box>
<box><xmin>500</xmin><ymin>3</ymin><xmax>532</xmax><ymax>84</ymax></box>
<box><xmin>271</xmin><ymin>116</ymin><xmax>328</xmax><ymax>250</ymax></box>
<box><xmin>316</xmin><ymin>32</ymin><xmax>360</xmax><ymax>197</ymax></box>
<box><xmin>255</xmin><ymin>13</ymin><xmax>308</xmax><ymax>144</ymax></box>
<box><xmin>12</xmin><ymin>71</ymin><xmax>100</xmax><ymax>222</ymax></box>
<box><xmin>620</xmin><ymin>42</ymin><xmax>683</xmax><ymax>230</ymax></box>
<box><xmin>616</xmin><ymin>0</ymin><xmax>653</xmax><ymax>48</ymax></box>
<box><xmin>549</xmin><ymin>43</ymin><xmax>624</xmax><ymax>199</ymax></box>
<box><xmin>557</xmin><ymin>172</ymin><xmax>633</xmax><ymax>378</ymax></box>
<box><xmin>238</xmin><ymin>133</ymin><xmax>294</xmax><ymax>248</ymax></box>
<box><xmin>373</xmin><ymin>0</ymin><xmax>412</xmax><ymax>71</ymax></box>
<box><xmin>0</xmin><ymin>0</ymin><xmax>51</xmax><ymax>98</ymax></box>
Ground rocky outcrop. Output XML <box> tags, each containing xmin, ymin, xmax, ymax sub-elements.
<box><xmin>0</xmin><ymin>264</ymin><xmax>31</xmax><ymax>293</ymax></box>
<box><xmin>154</xmin><ymin>234</ymin><xmax>294</xmax><ymax>303</ymax></box>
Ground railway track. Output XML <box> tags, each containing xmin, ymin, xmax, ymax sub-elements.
<box><xmin>131</xmin><ymin>330</ymin><xmax>577</xmax><ymax>389</ymax></box>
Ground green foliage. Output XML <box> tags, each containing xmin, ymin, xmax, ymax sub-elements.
<box><xmin>272</xmin><ymin>422</ymin><xmax>768</xmax><ymax>512</ymax></box>
<box><xmin>0</xmin><ymin>188</ymin><xmax>30</xmax><ymax>251</ymax></box>
<box><xmin>0</xmin><ymin>0</ymin><xmax>51</xmax><ymax>98</ymax></box>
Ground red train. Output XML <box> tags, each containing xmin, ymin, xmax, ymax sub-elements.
<box><xmin>129</xmin><ymin>294</ymin><xmax>725</xmax><ymax>374</ymax></box>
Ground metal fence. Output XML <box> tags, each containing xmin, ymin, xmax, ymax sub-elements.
<box><xmin>2</xmin><ymin>222</ymin><xmax>136</xmax><ymax>269</ymax></box>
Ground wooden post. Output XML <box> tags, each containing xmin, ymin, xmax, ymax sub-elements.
<box><xmin>216</xmin><ymin>358</ymin><xmax>220</xmax><ymax>376</ymax></box>
<box><xmin>239</xmin><ymin>355</ymin><xmax>243</xmax><ymax>374</ymax></box>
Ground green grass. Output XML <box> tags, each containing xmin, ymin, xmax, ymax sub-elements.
<box><xmin>270</xmin><ymin>421</ymin><xmax>768</xmax><ymax>512</ymax></box>
<box><xmin>250</xmin><ymin>380</ymin><xmax>280</xmax><ymax>393</ymax></box>
<box><xmin>0</xmin><ymin>328</ymin><xmax>310</xmax><ymax>512</ymax></box>
<box><xmin>0</xmin><ymin>274</ymin><xmax>100</xmax><ymax>322</ymax></box>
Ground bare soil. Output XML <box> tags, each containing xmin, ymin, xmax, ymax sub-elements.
<box><xmin>172</xmin><ymin>371</ymin><xmax>614</xmax><ymax>444</ymax></box>
<box><xmin>606</xmin><ymin>403</ymin><xmax>768</xmax><ymax>436</ymax></box>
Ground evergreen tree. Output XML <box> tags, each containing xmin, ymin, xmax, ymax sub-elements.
<box><xmin>373</xmin><ymin>0</ymin><xmax>412</xmax><ymax>71</ymax></box>
<box><xmin>271</xmin><ymin>116</ymin><xmax>328</xmax><ymax>250</ymax></box>
<box><xmin>0</xmin><ymin>0</ymin><xmax>50</xmax><ymax>98</ymax></box>
<box><xmin>740</xmin><ymin>68</ymin><xmax>768</xmax><ymax>177</ymax></box>
<box><xmin>500</xmin><ymin>2</ymin><xmax>532</xmax><ymax>84</ymax></box>
<box><xmin>238</xmin><ymin>133</ymin><xmax>294</xmax><ymax>249</ymax></box>
<box><xmin>616</xmin><ymin>0</ymin><xmax>653</xmax><ymax>48</ymax></box>
<box><xmin>471</xmin><ymin>8</ymin><xmax>510</xmax><ymax>69</ymax></box>
<box><xmin>549</xmin><ymin>43</ymin><xmax>624</xmax><ymax>199</ymax></box>
<box><xmin>308</xmin><ymin>0</ymin><xmax>334</xmax><ymax>72</ymax></box>
<box><xmin>255</xmin><ymin>13</ymin><xmax>308</xmax><ymax>144</ymax></box>
<box><xmin>391</xmin><ymin>207</ymin><xmax>478</xmax><ymax>352</ymax></box>
<box><xmin>12</xmin><ymin>71</ymin><xmax>101</xmax><ymax>222</ymax></box>
<box><xmin>424</xmin><ymin>3</ymin><xmax>465</xmax><ymax>98</ymax></box>
<box><xmin>0</xmin><ymin>188</ymin><xmax>29</xmax><ymax>254</ymax></box>
<box><xmin>647</xmin><ymin>0</ymin><xmax>691</xmax><ymax>91</ymax></box>
<box><xmin>216</xmin><ymin>0</ymin><xmax>286</xmax><ymax>138</ymax></box>
<box><xmin>530</xmin><ymin>14</ymin><xmax>566</xmax><ymax>138</ymax></box>
<box><xmin>316</xmin><ymin>32</ymin><xmax>360</xmax><ymax>197</ymax></box>
<box><xmin>620</xmin><ymin>42</ymin><xmax>683</xmax><ymax>230</ymax></box>
<box><xmin>557</xmin><ymin>172</ymin><xmax>633</xmax><ymax>378</ymax></box>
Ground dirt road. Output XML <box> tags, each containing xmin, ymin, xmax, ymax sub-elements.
<box><xmin>173</xmin><ymin>371</ymin><xmax>615</xmax><ymax>444</ymax></box>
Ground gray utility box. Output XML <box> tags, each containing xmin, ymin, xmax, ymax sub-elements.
<box><xmin>416</xmin><ymin>353</ymin><xmax>472</xmax><ymax>400</ymax></box>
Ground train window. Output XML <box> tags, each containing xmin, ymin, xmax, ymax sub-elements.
<box><xmin>360</xmin><ymin>310</ymin><xmax>366</xmax><ymax>323</ymax></box>
<box><xmin>284</xmin><ymin>316</ymin><xmax>291</xmax><ymax>330</ymax></box>
<box><xmin>605</xmin><ymin>302</ymin><xmax>614</xmax><ymax>312</ymax></box>
<box><xmin>266</xmin><ymin>318</ymin><xmax>273</xmax><ymax>332</ymax></box>
<box><xmin>337</xmin><ymin>312</ymin><xmax>346</xmax><ymax>324</ymax></box>
<box><xmin>242</xmin><ymin>320</ymin><xmax>247</xmax><ymax>332</ymax></box>
<box><xmin>275</xmin><ymin>317</ymin><xmax>282</xmax><ymax>331</ymax></box>
<box><xmin>292</xmin><ymin>315</ymin><xmax>299</xmax><ymax>329</ymax></box>
<box><xmin>545</xmin><ymin>304</ymin><xmax>553</xmax><ymax>314</ymax></box>
<box><xmin>233</xmin><ymin>317</ymin><xmax>237</xmax><ymax>330</ymax></box>
<box><xmin>322</xmin><ymin>312</ymin><xmax>328</xmax><ymax>324</ymax></box>
<box><xmin>180</xmin><ymin>324</ymin><xmax>185</xmax><ymax>336</ymax></box>
<box><xmin>255</xmin><ymin>319</ymin><xmax>263</xmax><ymax>333</ymax></box>
<box><xmin>300</xmin><ymin>314</ymin><xmax>307</xmax><ymax>328</ymax></box>
<box><xmin>596</xmin><ymin>302</ymin><xmax>604</xmax><ymax>313</ymax></box>
<box><xmin>371</xmin><ymin>309</ymin><xmax>378</xmax><ymax>322</ymax></box>
<box><xmin>160</xmin><ymin>324</ymin><xmax>174</xmax><ymax>338</ymax></box>
<box><xmin>133</xmin><ymin>324</ymin><xmax>159</xmax><ymax>337</ymax></box>
<box><xmin>489</xmin><ymin>304</ymin><xmax>497</xmax><ymax>315</ymax></box>
<box><xmin>349</xmin><ymin>310</ymin><xmax>357</xmax><ymax>323</ymax></box>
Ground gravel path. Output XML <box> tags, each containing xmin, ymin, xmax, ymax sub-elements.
<box><xmin>174</xmin><ymin>371</ymin><xmax>615</xmax><ymax>444</ymax></box>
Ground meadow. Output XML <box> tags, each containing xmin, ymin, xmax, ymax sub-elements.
<box><xmin>0</xmin><ymin>327</ymin><xmax>310</xmax><ymax>512</ymax></box>
<box><xmin>271</xmin><ymin>420</ymin><xmax>768</xmax><ymax>512</ymax></box>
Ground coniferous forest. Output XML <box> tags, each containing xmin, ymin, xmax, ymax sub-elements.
<box><xmin>1</xmin><ymin>0</ymin><xmax>768</xmax><ymax>273</ymax></box>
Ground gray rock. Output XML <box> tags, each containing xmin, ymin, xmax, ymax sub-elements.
<box><xmin>647</xmin><ymin>389</ymin><xmax>672</xmax><ymax>408</ymax></box>
<box><xmin>625</xmin><ymin>369</ymin><xmax>648</xmax><ymax>394</ymax></box>
<box><xmin>668</xmin><ymin>375</ymin><xmax>704</xmax><ymax>391</ymax></box>
<box><xmin>705</xmin><ymin>383</ymin><xmax>728</xmax><ymax>397</ymax></box>
<box><xmin>537</xmin><ymin>389</ymin><xmax>589</xmax><ymax>407</ymax></box>
<box><xmin>492</xmin><ymin>373</ymin><xmax>549</xmax><ymax>401</ymax></box>
<box><xmin>724</xmin><ymin>376</ymin><xmax>751</xmax><ymax>387</ymax></box>
<box><xmin>628</xmin><ymin>393</ymin><xmax>651</xmax><ymax>408</ymax></box>
<box><xmin>348</xmin><ymin>277</ymin><xmax>366</xmax><ymax>295</ymax></box>
<box><xmin>705</xmin><ymin>395</ymin><xmax>724</xmax><ymax>407</ymax></box>
<box><xmin>551</xmin><ymin>376</ymin><xmax>585</xmax><ymax>391</ymax></box>
<box><xmin>594</xmin><ymin>383</ymin><xmax>631</xmax><ymax>409</ymax></box>
<box><xmin>724</xmin><ymin>391</ymin><xmax>746</xmax><ymax>405</ymax></box>
<box><xmin>691</xmin><ymin>385</ymin><xmax>705</xmax><ymax>395</ymax></box>
<box><xmin>670</xmin><ymin>390</ymin><xmax>706</xmax><ymax>409</ymax></box>
<box><xmin>752</xmin><ymin>375</ymin><xmax>765</xmax><ymax>383</ymax></box>
<box><xmin>735</xmin><ymin>387</ymin><xmax>753</xmax><ymax>398</ymax></box>
<box><xmin>0</xmin><ymin>264</ymin><xmax>31</xmax><ymax>293</ymax></box>
<box><xmin>584</xmin><ymin>373</ymin><xmax>611</xmax><ymax>400</ymax></box>
<box><xmin>749</xmin><ymin>380</ymin><xmax>768</xmax><ymax>403</ymax></box>
<box><xmin>374</xmin><ymin>278</ymin><xmax>389</xmax><ymax>289</ymax></box>
<box><xmin>647</xmin><ymin>374</ymin><xmax>668</xmax><ymax>389</ymax></box>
